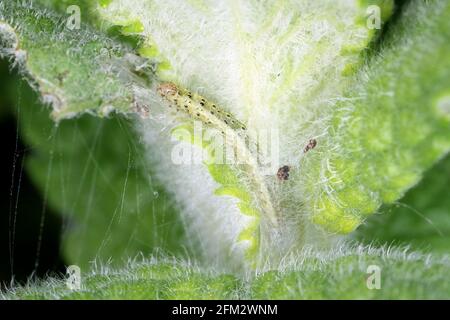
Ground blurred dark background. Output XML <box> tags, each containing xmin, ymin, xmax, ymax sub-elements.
<box><xmin>0</xmin><ymin>59</ymin><xmax>65</xmax><ymax>288</ymax></box>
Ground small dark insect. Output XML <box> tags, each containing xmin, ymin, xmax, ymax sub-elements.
<box><xmin>304</xmin><ymin>139</ymin><xmax>317</xmax><ymax>153</ymax></box>
<box><xmin>277</xmin><ymin>165</ymin><xmax>291</xmax><ymax>181</ymax></box>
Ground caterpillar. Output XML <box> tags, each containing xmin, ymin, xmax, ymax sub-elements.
<box><xmin>157</xmin><ymin>82</ymin><xmax>278</xmax><ymax>227</ymax></box>
<box><xmin>157</xmin><ymin>82</ymin><xmax>247</xmax><ymax>132</ymax></box>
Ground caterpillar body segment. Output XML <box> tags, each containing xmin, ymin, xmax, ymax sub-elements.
<box><xmin>157</xmin><ymin>82</ymin><xmax>247</xmax><ymax>133</ymax></box>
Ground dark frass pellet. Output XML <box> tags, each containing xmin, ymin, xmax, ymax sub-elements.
<box><xmin>304</xmin><ymin>139</ymin><xmax>317</xmax><ymax>153</ymax></box>
<box><xmin>277</xmin><ymin>165</ymin><xmax>291</xmax><ymax>181</ymax></box>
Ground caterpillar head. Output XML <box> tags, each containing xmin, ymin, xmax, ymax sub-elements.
<box><xmin>157</xmin><ymin>82</ymin><xmax>178</xmax><ymax>98</ymax></box>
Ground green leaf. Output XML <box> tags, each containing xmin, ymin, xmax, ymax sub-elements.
<box><xmin>304</xmin><ymin>0</ymin><xmax>450</xmax><ymax>233</ymax></box>
<box><xmin>3</xmin><ymin>246</ymin><xmax>449</xmax><ymax>299</ymax></box>
<box><xmin>9</xmin><ymin>76</ymin><xmax>188</xmax><ymax>268</ymax></box>
<box><xmin>356</xmin><ymin>154</ymin><xmax>450</xmax><ymax>253</ymax></box>
<box><xmin>0</xmin><ymin>1</ymin><xmax>154</xmax><ymax>120</ymax></box>
<box><xmin>2</xmin><ymin>0</ymin><xmax>449</xmax><ymax>271</ymax></box>
<box><xmin>95</xmin><ymin>0</ymin><xmax>398</xmax><ymax>267</ymax></box>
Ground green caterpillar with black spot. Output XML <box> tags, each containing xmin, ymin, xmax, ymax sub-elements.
<box><xmin>157</xmin><ymin>82</ymin><xmax>247</xmax><ymax>133</ymax></box>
